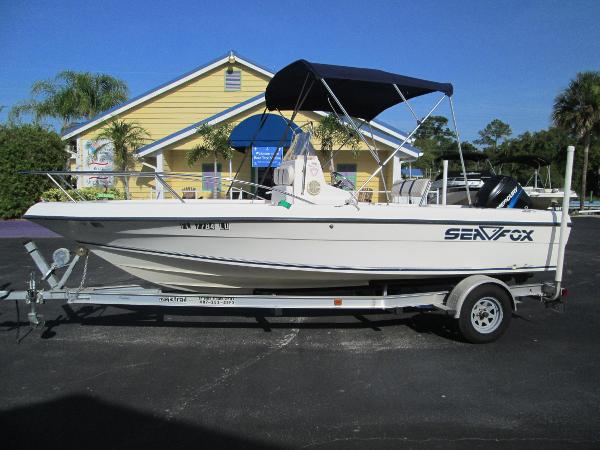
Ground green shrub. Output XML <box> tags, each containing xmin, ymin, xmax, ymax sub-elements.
<box><xmin>40</xmin><ymin>187</ymin><xmax>126</xmax><ymax>202</ymax></box>
<box><xmin>0</xmin><ymin>124</ymin><xmax>68</xmax><ymax>218</ymax></box>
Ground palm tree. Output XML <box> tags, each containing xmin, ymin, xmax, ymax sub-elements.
<box><xmin>187</xmin><ymin>124</ymin><xmax>234</xmax><ymax>199</ymax></box>
<box><xmin>313</xmin><ymin>115</ymin><xmax>360</xmax><ymax>174</ymax></box>
<box><xmin>553</xmin><ymin>71</ymin><xmax>600</xmax><ymax>210</ymax></box>
<box><xmin>95</xmin><ymin>120</ymin><xmax>149</xmax><ymax>199</ymax></box>
<box><xmin>10</xmin><ymin>71</ymin><xmax>128</xmax><ymax>131</ymax></box>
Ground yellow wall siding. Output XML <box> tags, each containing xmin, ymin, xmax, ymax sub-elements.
<box><xmin>159</xmin><ymin>107</ymin><xmax>390</xmax><ymax>203</ymax></box>
<box><xmin>72</xmin><ymin>58</ymin><xmax>405</xmax><ymax>203</ymax></box>
<box><xmin>78</xmin><ymin>62</ymin><xmax>270</xmax><ymax>142</ymax></box>
<box><xmin>163</xmin><ymin>149</ymin><xmax>251</xmax><ymax>199</ymax></box>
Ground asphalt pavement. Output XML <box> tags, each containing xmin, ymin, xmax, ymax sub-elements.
<box><xmin>0</xmin><ymin>217</ymin><xmax>599</xmax><ymax>449</ymax></box>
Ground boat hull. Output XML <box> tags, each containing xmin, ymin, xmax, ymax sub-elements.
<box><xmin>25</xmin><ymin>200</ymin><xmax>568</xmax><ymax>293</ymax></box>
<box><xmin>525</xmin><ymin>188</ymin><xmax>577</xmax><ymax>210</ymax></box>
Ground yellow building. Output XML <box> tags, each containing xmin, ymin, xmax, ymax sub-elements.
<box><xmin>63</xmin><ymin>51</ymin><xmax>421</xmax><ymax>202</ymax></box>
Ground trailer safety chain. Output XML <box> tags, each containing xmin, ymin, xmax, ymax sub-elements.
<box><xmin>77</xmin><ymin>253</ymin><xmax>89</xmax><ymax>293</ymax></box>
<box><xmin>66</xmin><ymin>252</ymin><xmax>89</xmax><ymax>298</ymax></box>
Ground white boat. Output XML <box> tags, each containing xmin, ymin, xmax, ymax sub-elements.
<box><xmin>428</xmin><ymin>152</ymin><xmax>492</xmax><ymax>205</ymax></box>
<box><xmin>496</xmin><ymin>155</ymin><xmax>577</xmax><ymax>210</ymax></box>
<box><xmin>24</xmin><ymin>59</ymin><xmax>572</xmax><ymax>294</ymax></box>
<box><xmin>526</xmin><ymin>187</ymin><xmax>576</xmax><ymax>210</ymax></box>
<box><xmin>429</xmin><ymin>170</ymin><xmax>490</xmax><ymax>205</ymax></box>
<box><xmin>25</xmin><ymin>198</ymin><xmax>566</xmax><ymax>293</ymax></box>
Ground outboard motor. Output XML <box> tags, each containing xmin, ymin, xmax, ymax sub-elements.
<box><xmin>476</xmin><ymin>175</ymin><xmax>531</xmax><ymax>209</ymax></box>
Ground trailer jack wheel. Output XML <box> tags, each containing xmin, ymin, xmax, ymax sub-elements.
<box><xmin>25</xmin><ymin>272</ymin><xmax>44</xmax><ymax>328</ymax></box>
<box><xmin>458</xmin><ymin>285</ymin><xmax>511</xmax><ymax>344</ymax></box>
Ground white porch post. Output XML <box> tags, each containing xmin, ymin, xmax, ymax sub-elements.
<box><xmin>229</xmin><ymin>158</ymin><xmax>233</xmax><ymax>200</ymax></box>
<box><xmin>155</xmin><ymin>150</ymin><xmax>164</xmax><ymax>199</ymax></box>
<box><xmin>392</xmin><ymin>154</ymin><xmax>403</xmax><ymax>183</ymax></box>
<box><xmin>76</xmin><ymin>138</ymin><xmax>84</xmax><ymax>189</ymax></box>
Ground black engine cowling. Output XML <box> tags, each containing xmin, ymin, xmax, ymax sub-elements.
<box><xmin>476</xmin><ymin>175</ymin><xmax>531</xmax><ymax>209</ymax></box>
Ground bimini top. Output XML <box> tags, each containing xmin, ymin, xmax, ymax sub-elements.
<box><xmin>495</xmin><ymin>155</ymin><xmax>550</xmax><ymax>168</ymax></box>
<box><xmin>265</xmin><ymin>59</ymin><xmax>453</xmax><ymax>121</ymax></box>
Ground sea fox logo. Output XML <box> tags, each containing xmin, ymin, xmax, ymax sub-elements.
<box><xmin>444</xmin><ymin>226</ymin><xmax>534</xmax><ymax>242</ymax></box>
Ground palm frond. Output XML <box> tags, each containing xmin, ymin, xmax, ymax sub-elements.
<box><xmin>96</xmin><ymin>119</ymin><xmax>150</xmax><ymax>171</ymax></box>
<box><xmin>15</xmin><ymin>70</ymin><xmax>130</xmax><ymax>128</ymax></box>
<box><xmin>314</xmin><ymin>115</ymin><xmax>361</xmax><ymax>160</ymax></box>
<box><xmin>552</xmin><ymin>71</ymin><xmax>600</xmax><ymax>139</ymax></box>
<box><xmin>187</xmin><ymin>144</ymin><xmax>213</xmax><ymax>166</ymax></box>
<box><xmin>186</xmin><ymin>124</ymin><xmax>234</xmax><ymax>167</ymax></box>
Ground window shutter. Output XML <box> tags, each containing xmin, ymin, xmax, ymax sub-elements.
<box><xmin>225</xmin><ymin>70</ymin><xmax>241</xmax><ymax>91</ymax></box>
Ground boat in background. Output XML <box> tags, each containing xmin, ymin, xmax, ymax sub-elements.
<box><xmin>495</xmin><ymin>155</ymin><xmax>577</xmax><ymax>209</ymax></box>
<box><xmin>428</xmin><ymin>152</ymin><xmax>493</xmax><ymax>205</ymax></box>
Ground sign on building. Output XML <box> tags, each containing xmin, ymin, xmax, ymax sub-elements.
<box><xmin>251</xmin><ymin>147</ymin><xmax>283</xmax><ymax>168</ymax></box>
<box><xmin>81</xmin><ymin>139</ymin><xmax>114</xmax><ymax>187</ymax></box>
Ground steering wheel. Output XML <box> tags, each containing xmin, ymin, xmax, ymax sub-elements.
<box><xmin>331</xmin><ymin>171</ymin><xmax>355</xmax><ymax>191</ymax></box>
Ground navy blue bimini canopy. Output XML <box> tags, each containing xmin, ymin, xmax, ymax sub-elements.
<box><xmin>228</xmin><ymin>113</ymin><xmax>300</xmax><ymax>151</ymax></box>
<box><xmin>265</xmin><ymin>59</ymin><xmax>453</xmax><ymax>121</ymax></box>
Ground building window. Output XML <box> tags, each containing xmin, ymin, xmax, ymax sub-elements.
<box><xmin>225</xmin><ymin>69</ymin><xmax>241</xmax><ymax>91</ymax></box>
<box><xmin>202</xmin><ymin>163</ymin><xmax>222</xmax><ymax>192</ymax></box>
<box><xmin>336</xmin><ymin>163</ymin><xmax>357</xmax><ymax>186</ymax></box>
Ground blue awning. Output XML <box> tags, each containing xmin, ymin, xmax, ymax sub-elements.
<box><xmin>229</xmin><ymin>113</ymin><xmax>300</xmax><ymax>151</ymax></box>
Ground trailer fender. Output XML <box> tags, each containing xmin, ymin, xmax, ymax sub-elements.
<box><xmin>447</xmin><ymin>275</ymin><xmax>516</xmax><ymax>319</ymax></box>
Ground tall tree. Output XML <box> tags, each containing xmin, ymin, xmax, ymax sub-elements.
<box><xmin>187</xmin><ymin>124</ymin><xmax>234</xmax><ymax>199</ymax></box>
<box><xmin>10</xmin><ymin>71</ymin><xmax>128</xmax><ymax>130</ymax></box>
<box><xmin>95</xmin><ymin>120</ymin><xmax>149</xmax><ymax>199</ymax></box>
<box><xmin>413</xmin><ymin>115</ymin><xmax>455</xmax><ymax>142</ymax></box>
<box><xmin>413</xmin><ymin>116</ymin><xmax>456</xmax><ymax>173</ymax></box>
<box><xmin>501</xmin><ymin>128</ymin><xmax>572</xmax><ymax>186</ymax></box>
<box><xmin>475</xmin><ymin>119</ymin><xmax>512</xmax><ymax>154</ymax></box>
<box><xmin>553</xmin><ymin>71</ymin><xmax>600</xmax><ymax>210</ymax></box>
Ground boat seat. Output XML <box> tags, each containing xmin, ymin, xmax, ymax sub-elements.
<box><xmin>274</xmin><ymin>164</ymin><xmax>295</xmax><ymax>186</ymax></box>
<box><xmin>182</xmin><ymin>187</ymin><xmax>196</xmax><ymax>200</ymax></box>
<box><xmin>392</xmin><ymin>179</ymin><xmax>431</xmax><ymax>205</ymax></box>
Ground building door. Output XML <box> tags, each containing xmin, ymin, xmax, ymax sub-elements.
<box><xmin>252</xmin><ymin>167</ymin><xmax>274</xmax><ymax>199</ymax></box>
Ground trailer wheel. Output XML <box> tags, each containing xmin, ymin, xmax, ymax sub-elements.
<box><xmin>458</xmin><ymin>285</ymin><xmax>511</xmax><ymax>343</ymax></box>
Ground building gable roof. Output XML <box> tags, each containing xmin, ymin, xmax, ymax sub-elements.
<box><xmin>62</xmin><ymin>50</ymin><xmax>274</xmax><ymax>140</ymax></box>
<box><xmin>135</xmin><ymin>94</ymin><xmax>421</xmax><ymax>159</ymax></box>
<box><xmin>66</xmin><ymin>50</ymin><xmax>421</xmax><ymax>158</ymax></box>
<box><xmin>136</xmin><ymin>93</ymin><xmax>266</xmax><ymax>157</ymax></box>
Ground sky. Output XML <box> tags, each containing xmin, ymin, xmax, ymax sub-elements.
<box><xmin>1</xmin><ymin>0</ymin><xmax>599</xmax><ymax>141</ymax></box>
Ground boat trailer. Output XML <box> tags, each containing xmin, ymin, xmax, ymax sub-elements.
<box><xmin>0</xmin><ymin>239</ymin><xmax>561</xmax><ymax>320</ymax></box>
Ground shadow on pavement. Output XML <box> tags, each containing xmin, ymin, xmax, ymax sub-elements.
<box><xmin>0</xmin><ymin>303</ymin><xmax>466</xmax><ymax>343</ymax></box>
<box><xmin>0</xmin><ymin>394</ymin><xmax>281</xmax><ymax>450</ymax></box>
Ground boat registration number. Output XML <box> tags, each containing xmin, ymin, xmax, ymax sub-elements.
<box><xmin>180</xmin><ymin>222</ymin><xmax>230</xmax><ymax>230</ymax></box>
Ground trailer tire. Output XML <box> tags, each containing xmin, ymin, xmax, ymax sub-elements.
<box><xmin>458</xmin><ymin>284</ymin><xmax>511</xmax><ymax>343</ymax></box>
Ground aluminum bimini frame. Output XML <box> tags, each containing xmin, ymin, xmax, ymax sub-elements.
<box><xmin>321</xmin><ymin>80</ymin><xmax>472</xmax><ymax>205</ymax></box>
<box><xmin>260</xmin><ymin>60</ymin><xmax>473</xmax><ymax>206</ymax></box>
